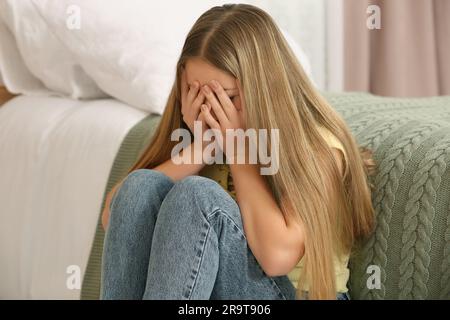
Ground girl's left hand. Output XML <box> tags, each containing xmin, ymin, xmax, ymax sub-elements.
<box><xmin>200</xmin><ymin>80</ymin><xmax>245</xmax><ymax>156</ymax></box>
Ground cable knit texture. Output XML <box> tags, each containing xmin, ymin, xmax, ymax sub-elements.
<box><xmin>324</xmin><ymin>92</ymin><xmax>450</xmax><ymax>300</ymax></box>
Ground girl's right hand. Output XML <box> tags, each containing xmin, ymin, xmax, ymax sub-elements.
<box><xmin>180</xmin><ymin>70</ymin><xmax>206</xmax><ymax>137</ymax></box>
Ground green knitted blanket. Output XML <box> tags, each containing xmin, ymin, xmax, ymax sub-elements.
<box><xmin>81</xmin><ymin>114</ymin><xmax>161</xmax><ymax>300</ymax></box>
<box><xmin>81</xmin><ymin>92</ymin><xmax>450</xmax><ymax>300</ymax></box>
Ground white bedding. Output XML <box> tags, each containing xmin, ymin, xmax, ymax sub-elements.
<box><xmin>0</xmin><ymin>96</ymin><xmax>148</xmax><ymax>299</ymax></box>
<box><xmin>0</xmin><ymin>0</ymin><xmax>312</xmax><ymax>114</ymax></box>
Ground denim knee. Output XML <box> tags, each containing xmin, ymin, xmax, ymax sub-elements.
<box><xmin>167</xmin><ymin>175</ymin><xmax>242</xmax><ymax>228</ymax></box>
<box><xmin>119</xmin><ymin>168</ymin><xmax>173</xmax><ymax>195</ymax></box>
<box><xmin>111</xmin><ymin>169</ymin><xmax>174</xmax><ymax>219</ymax></box>
<box><xmin>172</xmin><ymin>175</ymin><xmax>227</xmax><ymax>205</ymax></box>
<box><xmin>176</xmin><ymin>175</ymin><xmax>220</xmax><ymax>193</ymax></box>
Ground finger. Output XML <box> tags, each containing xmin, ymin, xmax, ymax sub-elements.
<box><xmin>209</xmin><ymin>80</ymin><xmax>237</xmax><ymax>118</ymax></box>
<box><xmin>187</xmin><ymin>81</ymin><xmax>200</xmax><ymax>105</ymax></box>
<box><xmin>206</xmin><ymin>102</ymin><xmax>218</xmax><ymax>121</ymax></box>
<box><xmin>191</xmin><ymin>91</ymin><xmax>205</xmax><ymax>110</ymax></box>
<box><xmin>197</xmin><ymin>111</ymin><xmax>210</xmax><ymax>130</ymax></box>
<box><xmin>202</xmin><ymin>85</ymin><xmax>228</xmax><ymax>124</ymax></box>
<box><xmin>201</xmin><ymin>104</ymin><xmax>220</xmax><ymax>130</ymax></box>
<box><xmin>189</xmin><ymin>92</ymin><xmax>205</xmax><ymax>123</ymax></box>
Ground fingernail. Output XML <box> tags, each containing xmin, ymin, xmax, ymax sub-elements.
<box><xmin>210</xmin><ymin>80</ymin><xmax>218</xmax><ymax>90</ymax></box>
<box><xmin>201</xmin><ymin>104</ymin><xmax>207</xmax><ymax>111</ymax></box>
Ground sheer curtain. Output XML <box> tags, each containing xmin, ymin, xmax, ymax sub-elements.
<box><xmin>343</xmin><ymin>0</ymin><xmax>450</xmax><ymax>97</ymax></box>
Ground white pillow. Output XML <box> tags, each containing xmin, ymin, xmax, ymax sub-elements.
<box><xmin>0</xmin><ymin>0</ymin><xmax>107</xmax><ymax>99</ymax></box>
<box><xmin>0</xmin><ymin>16</ymin><xmax>50</xmax><ymax>96</ymax></box>
<box><xmin>0</xmin><ymin>0</ymin><xmax>312</xmax><ymax>114</ymax></box>
<box><xmin>31</xmin><ymin>0</ymin><xmax>224</xmax><ymax>114</ymax></box>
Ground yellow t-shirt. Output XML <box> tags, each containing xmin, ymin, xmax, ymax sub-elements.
<box><xmin>198</xmin><ymin>125</ymin><xmax>350</xmax><ymax>293</ymax></box>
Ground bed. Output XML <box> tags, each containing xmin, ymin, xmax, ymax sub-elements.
<box><xmin>0</xmin><ymin>94</ymin><xmax>149</xmax><ymax>299</ymax></box>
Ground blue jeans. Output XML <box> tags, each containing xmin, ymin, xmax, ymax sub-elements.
<box><xmin>100</xmin><ymin>169</ymin><xmax>350</xmax><ymax>300</ymax></box>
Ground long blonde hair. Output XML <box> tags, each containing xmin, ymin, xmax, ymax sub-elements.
<box><xmin>128</xmin><ymin>4</ymin><xmax>375</xmax><ymax>299</ymax></box>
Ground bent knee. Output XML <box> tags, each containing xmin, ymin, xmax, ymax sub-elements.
<box><xmin>175</xmin><ymin>175</ymin><xmax>225</xmax><ymax>196</ymax></box>
<box><xmin>168</xmin><ymin>175</ymin><xmax>241</xmax><ymax>222</ymax></box>
<box><xmin>113</xmin><ymin>169</ymin><xmax>173</xmax><ymax>206</ymax></box>
<box><xmin>121</xmin><ymin>169</ymin><xmax>172</xmax><ymax>191</ymax></box>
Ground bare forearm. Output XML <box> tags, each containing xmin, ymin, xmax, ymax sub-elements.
<box><xmin>230</xmin><ymin>163</ymin><xmax>304</xmax><ymax>275</ymax></box>
<box><xmin>153</xmin><ymin>142</ymin><xmax>206</xmax><ymax>181</ymax></box>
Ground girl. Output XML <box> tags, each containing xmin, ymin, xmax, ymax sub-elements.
<box><xmin>100</xmin><ymin>3</ymin><xmax>375</xmax><ymax>300</ymax></box>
